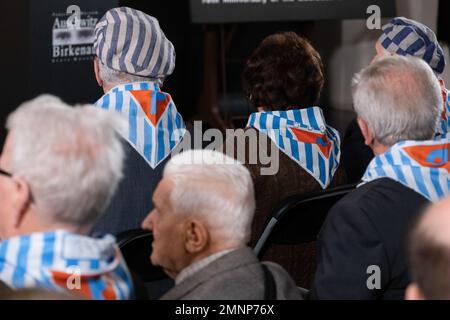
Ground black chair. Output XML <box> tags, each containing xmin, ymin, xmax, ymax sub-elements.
<box><xmin>253</xmin><ymin>183</ymin><xmax>358</xmax><ymax>258</ymax></box>
<box><xmin>116</xmin><ymin>229</ymin><xmax>168</xmax><ymax>283</ymax></box>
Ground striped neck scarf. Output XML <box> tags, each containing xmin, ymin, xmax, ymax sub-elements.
<box><xmin>95</xmin><ymin>81</ymin><xmax>186</xmax><ymax>169</ymax></box>
<box><xmin>247</xmin><ymin>107</ymin><xmax>341</xmax><ymax>188</ymax></box>
<box><xmin>438</xmin><ymin>82</ymin><xmax>450</xmax><ymax>135</ymax></box>
<box><xmin>360</xmin><ymin>136</ymin><xmax>450</xmax><ymax>202</ymax></box>
<box><xmin>0</xmin><ymin>231</ymin><xmax>133</xmax><ymax>300</ymax></box>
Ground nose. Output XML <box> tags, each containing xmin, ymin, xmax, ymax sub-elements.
<box><xmin>141</xmin><ymin>211</ymin><xmax>154</xmax><ymax>231</ymax></box>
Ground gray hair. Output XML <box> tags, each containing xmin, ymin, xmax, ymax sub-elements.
<box><xmin>6</xmin><ymin>95</ymin><xmax>125</xmax><ymax>228</ymax></box>
<box><xmin>352</xmin><ymin>55</ymin><xmax>441</xmax><ymax>146</ymax></box>
<box><xmin>98</xmin><ymin>60</ymin><xmax>161</xmax><ymax>87</ymax></box>
<box><xmin>163</xmin><ymin>150</ymin><xmax>256</xmax><ymax>245</ymax></box>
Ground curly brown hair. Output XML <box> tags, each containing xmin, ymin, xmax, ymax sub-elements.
<box><xmin>242</xmin><ymin>32</ymin><xmax>324</xmax><ymax>111</ymax></box>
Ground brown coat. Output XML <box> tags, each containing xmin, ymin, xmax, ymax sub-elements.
<box><xmin>224</xmin><ymin>128</ymin><xmax>346</xmax><ymax>288</ymax></box>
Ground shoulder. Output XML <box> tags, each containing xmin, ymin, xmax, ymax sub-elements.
<box><xmin>326</xmin><ymin>178</ymin><xmax>429</xmax><ymax>234</ymax></box>
<box><xmin>332</xmin><ymin>178</ymin><xmax>427</xmax><ymax>214</ymax></box>
<box><xmin>262</xmin><ymin>262</ymin><xmax>303</xmax><ymax>300</ymax></box>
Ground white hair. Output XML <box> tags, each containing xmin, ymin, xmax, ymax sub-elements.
<box><xmin>98</xmin><ymin>60</ymin><xmax>162</xmax><ymax>87</ymax></box>
<box><xmin>6</xmin><ymin>94</ymin><xmax>125</xmax><ymax>228</ymax></box>
<box><xmin>163</xmin><ymin>150</ymin><xmax>256</xmax><ymax>246</ymax></box>
<box><xmin>352</xmin><ymin>55</ymin><xmax>441</xmax><ymax>146</ymax></box>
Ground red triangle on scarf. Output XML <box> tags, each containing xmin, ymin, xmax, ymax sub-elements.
<box><xmin>130</xmin><ymin>90</ymin><xmax>171</xmax><ymax>127</ymax></box>
<box><xmin>290</xmin><ymin>127</ymin><xmax>331</xmax><ymax>159</ymax></box>
<box><xmin>403</xmin><ymin>143</ymin><xmax>450</xmax><ymax>174</ymax></box>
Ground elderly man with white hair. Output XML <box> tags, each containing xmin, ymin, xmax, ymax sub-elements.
<box><xmin>311</xmin><ymin>56</ymin><xmax>450</xmax><ymax>300</ymax></box>
<box><xmin>141</xmin><ymin>150</ymin><xmax>302</xmax><ymax>300</ymax></box>
<box><xmin>91</xmin><ymin>7</ymin><xmax>189</xmax><ymax>236</ymax></box>
<box><xmin>0</xmin><ymin>95</ymin><xmax>133</xmax><ymax>299</ymax></box>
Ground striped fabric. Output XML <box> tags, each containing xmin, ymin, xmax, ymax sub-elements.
<box><xmin>439</xmin><ymin>87</ymin><xmax>450</xmax><ymax>135</ymax></box>
<box><xmin>95</xmin><ymin>81</ymin><xmax>186</xmax><ymax>169</ymax></box>
<box><xmin>360</xmin><ymin>136</ymin><xmax>450</xmax><ymax>202</ymax></box>
<box><xmin>0</xmin><ymin>231</ymin><xmax>133</xmax><ymax>300</ymax></box>
<box><xmin>94</xmin><ymin>7</ymin><xmax>175</xmax><ymax>78</ymax></box>
<box><xmin>247</xmin><ymin>107</ymin><xmax>341</xmax><ymax>189</ymax></box>
<box><xmin>379</xmin><ymin>17</ymin><xmax>445</xmax><ymax>75</ymax></box>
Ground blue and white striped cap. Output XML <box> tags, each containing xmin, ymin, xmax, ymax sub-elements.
<box><xmin>379</xmin><ymin>17</ymin><xmax>445</xmax><ymax>75</ymax></box>
<box><xmin>94</xmin><ymin>7</ymin><xmax>175</xmax><ymax>79</ymax></box>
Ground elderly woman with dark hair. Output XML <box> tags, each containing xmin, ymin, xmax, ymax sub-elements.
<box><xmin>225</xmin><ymin>32</ymin><xmax>346</xmax><ymax>288</ymax></box>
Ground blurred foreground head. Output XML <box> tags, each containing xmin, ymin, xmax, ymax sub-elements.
<box><xmin>407</xmin><ymin>197</ymin><xmax>450</xmax><ymax>300</ymax></box>
<box><xmin>0</xmin><ymin>95</ymin><xmax>125</xmax><ymax>239</ymax></box>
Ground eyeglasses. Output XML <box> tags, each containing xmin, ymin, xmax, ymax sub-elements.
<box><xmin>0</xmin><ymin>168</ymin><xmax>12</xmax><ymax>178</ymax></box>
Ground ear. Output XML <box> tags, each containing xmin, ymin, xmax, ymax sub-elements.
<box><xmin>183</xmin><ymin>219</ymin><xmax>209</xmax><ymax>254</ymax></box>
<box><xmin>10</xmin><ymin>176</ymin><xmax>32</xmax><ymax>229</ymax></box>
<box><xmin>405</xmin><ymin>283</ymin><xmax>426</xmax><ymax>300</ymax></box>
<box><xmin>93</xmin><ymin>58</ymin><xmax>103</xmax><ymax>88</ymax></box>
<box><xmin>357</xmin><ymin>117</ymin><xmax>374</xmax><ymax>147</ymax></box>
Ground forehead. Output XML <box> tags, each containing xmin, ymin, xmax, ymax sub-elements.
<box><xmin>376</xmin><ymin>41</ymin><xmax>389</xmax><ymax>53</ymax></box>
<box><xmin>153</xmin><ymin>178</ymin><xmax>173</xmax><ymax>204</ymax></box>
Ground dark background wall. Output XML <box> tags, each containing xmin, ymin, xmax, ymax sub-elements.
<box><xmin>0</xmin><ymin>0</ymin><xmax>328</xmax><ymax>145</ymax></box>
<box><xmin>0</xmin><ymin>1</ymin><xmax>447</xmax><ymax>147</ymax></box>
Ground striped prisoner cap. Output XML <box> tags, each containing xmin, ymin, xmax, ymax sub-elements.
<box><xmin>379</xmin><ymin>17</ymin><xmax>445</xmax><ymax>75</ymax></box>
<box><xmin>94</xmin><ymin>7</ymin><xmax>175</xmax><ymax>78</ymax></box>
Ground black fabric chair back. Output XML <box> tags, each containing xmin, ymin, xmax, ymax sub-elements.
<box><xmin>116</xmin><ymin>229</ymin><xmax>168</xmax><ymax>283</ymax></box>
<box><xmin>254</xmin><ymin>183</ymin><xmax>358</xmax><ymax>257</ymax></box>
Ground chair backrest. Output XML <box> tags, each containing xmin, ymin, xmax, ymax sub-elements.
<box><xmin>254</xmin><ymin>183</ymin><xmax>358</xmax><ymax>257</ymax></box>
<box><xmin>116</xmin><ymin>229</ymin><xmax>168</xmax><ymax>283</ymax></box>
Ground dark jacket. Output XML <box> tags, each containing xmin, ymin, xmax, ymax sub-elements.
<box><xmin>225</xmin><ymin>128</ymin><xmax>346</xmax><ymax>288</ymax></box>
<box><xmin>91</xmin><ymin>139</ymin><xmax>166</xmax><ymax>237</ymax></box>
<box><xmin>341</xmin><ymin>118</ymin><xmax>374</xmax><ymax>183</ymax></box>
<box><xmin>311</xmin><ymin>178</ymin><xmax>429</xmax><ymax>300</ymax></box>
<box><xmin>161</xmin><ymin>247</ymin><xmax>302</xmax><ymax>300</ymax></box>
<box><xmin>91</xmin><ymin>122</ymin><xmax>200</xmax><ymax>237</ymax></box>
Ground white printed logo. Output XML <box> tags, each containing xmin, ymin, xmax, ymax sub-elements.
<box><xmin>366</xmin><ymin>5</ymin><xmax>381</xmax><ymax>30</ymax></box>
<box><xmin>66</xmin><ymin>5</ymin><xmax>81</xmax><ymax>30</ymax></box>
<box><xmin>66</xmin><ymin>266</ymin><xmax>81</xmax><ymax>290</ymax></box>
<box><xmin>366</xmin><ymin>265</ymin><xmax>381</xmax><ymax>290</ymax></box>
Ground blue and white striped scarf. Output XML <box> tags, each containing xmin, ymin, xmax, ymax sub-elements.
<box><xmin>95</xmin><ymin>81</ymin><xmax>186</xmax><ymax>169</ymax></box>
<box><xmin>360</xmin><ymin>136</ymin><xmax>450</xmax><ymax>202</ymax></box>
<box><xmin>0</xmin><ymin>231</ymin><xmax>133</xmax><ymax>300</ymax></box>
<box><xmin>247</xmin><ymin>107</ymin><xmax>341</xmax><ymax>188</ymax></box>
<box><xmin>438</xmin><ymin>87</ymin><xmax>450</xmax><ymax>135</ymax></box>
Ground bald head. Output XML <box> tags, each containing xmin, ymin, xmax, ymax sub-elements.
<box><xmin>407</xmin><ymin>198</ymin><xmax>450</xmax><ymax>299</ymax></box>
<box><xmin>417</xmin><ymin>198</ymin><xmax>450</xmax><ymax>245</ymax></box>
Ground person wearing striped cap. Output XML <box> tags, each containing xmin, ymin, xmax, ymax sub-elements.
<box><xmin>342</xmin><ymin>17</ymin><xmax>450</xmax><ymax>184</ymax></box>
<box><xmin>373</xmin><ymin>17</ymin><xmax>449</xmax><ymax>135</ymax></box>
<box><xmin>91</xmin><ymin>7</ymin><xmax>187</xmax><ymax>236</ymax></box>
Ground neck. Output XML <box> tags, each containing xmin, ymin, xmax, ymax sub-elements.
<box><xmin>102</xmin><ymin>79</ymin><xmax>161</xmax><ymax>94</ymax></box>
<box><xmin>13</xmin><ymin>209</ymin><xmax>90</xmax><ymax>238</ymax></box>
<box><xmin>102</xmin><ymin>84</ymin><xmax>114</xmax><ymax>94</ymax></box>
<box><xmin>172</xmin><ymin>243</ymin><xmax>239</xmax><ymax>279</ymax></box>
<box><xmin>372</xmin><ymin>142</ymin><xmax>390</xmax><ymax>156</ymax></box>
